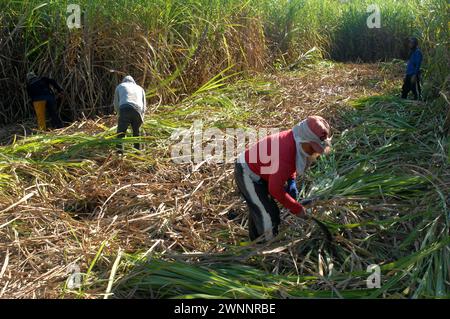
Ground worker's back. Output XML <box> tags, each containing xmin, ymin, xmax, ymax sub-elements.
<box><xmin>245</xmin><ymin>129</ymin><xmax>296</xmax><ymax>179</ymax></box>
<box><xmin>27</xmin><ymin>77</ymin><xmax>62</xmax><ymax>101</ymax></box>
<box><xmin>114</xmin><ymin>76</ymin><xmax>146</xmax><ymax>115</ymax></box>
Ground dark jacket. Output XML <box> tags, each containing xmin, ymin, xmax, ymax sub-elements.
<box><xmin>26</xmin><ymin>77</ymin><xmax>63</xmax><ymax>101</ymax></box>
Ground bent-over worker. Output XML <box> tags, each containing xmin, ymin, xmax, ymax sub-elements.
<box><xmin>234</xmin><ymin>116</ymin><xmax>332</xmax><ymax>241</ymax></box>
<box><xmin>26</xmin><ymin>72</ymin><xmax>64</xmax><ymax>130</ymax></box>
<box><xmin>114</xmin><ymin>75</ymin><xmax>147</xmax><ymax>153</ymax></box>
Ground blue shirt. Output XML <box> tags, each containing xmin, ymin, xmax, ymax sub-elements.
<box><xmin>406</xmin><ymin>49</ymin><xmax>423</xmax><ymax>76</ymax></box>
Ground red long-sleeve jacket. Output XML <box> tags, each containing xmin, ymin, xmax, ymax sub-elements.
<box><xmin>244</xmin><ymin>129</ymin><xmax>304</xmax><ymax>215</ymax></box>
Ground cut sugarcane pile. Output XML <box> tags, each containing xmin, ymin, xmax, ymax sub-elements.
<box><xmin>113</xmin><ymin>95</ymin><xmax>449</xmax><ymax>299</ymax></box>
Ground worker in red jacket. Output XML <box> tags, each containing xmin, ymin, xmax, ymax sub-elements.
<box><xmin>234</xmin><ymin>116</ymin><xmax>331</xmax><ymax>241</ymax></box>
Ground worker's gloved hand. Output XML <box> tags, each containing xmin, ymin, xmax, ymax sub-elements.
<box><xmin>285</xmin><ymin>178</ymin><xmax>298</xmax><ymax>200</ymax></box>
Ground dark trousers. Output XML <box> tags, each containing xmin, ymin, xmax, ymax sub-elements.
<box><xmin>401</xmin><ymin>74</ymin><xmax>421</xmax><ymax>100</ymax></box>
<box><xmin>117</xmin><ymin>105</ymin><xmax>143</xmax><ymax>151</ymax></box>
<box><xmin>234</xmin><ymin>161</ymin><xmax>280</xmax><ymax>241</ymax></box>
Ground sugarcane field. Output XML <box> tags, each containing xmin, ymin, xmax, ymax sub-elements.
<box><xmin>0</xmin><ymin>0</ymin><xmax>449</xmax><ymax>304</ymax></box>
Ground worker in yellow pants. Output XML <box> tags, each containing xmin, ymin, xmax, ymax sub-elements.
<box><xmin>32</xmin><ymin>100</ymin><xmax>47</xmax><ymax>131</ymax></box>
<box><xmin>26</xmin><ymin>72</ymin><xmax>64</xmax><ymax>130</ymax></box>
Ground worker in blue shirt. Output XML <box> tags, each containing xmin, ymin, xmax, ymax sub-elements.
<box><xmin>401</xmin><ymin>37</ymin><xmax>423</xmax><ymax>100</ymax></box>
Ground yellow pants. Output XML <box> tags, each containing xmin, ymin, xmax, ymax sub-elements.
<box><xmin>33</xmin><ymin>100</ymin><xmax>47</xmax><ymax>130</ymax></box>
